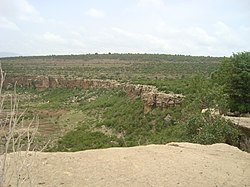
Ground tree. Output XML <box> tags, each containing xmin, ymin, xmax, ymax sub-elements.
<box><xmin>215</xmin><ymin>52</ymin><xmax>250</xmax><ymax>113</ymax></box>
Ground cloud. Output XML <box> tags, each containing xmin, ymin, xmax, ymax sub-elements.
<box><xmin>0</xmin><ymin>17</ymin><xmax>19</xmax><ymax>30</ymax></box>
<box><xmin>214</xmin><ymin>22</ymin><xmax>240</xmax><ymax>44</ymax></box>
<box><xmin>111</xmin><ymin>27</ymin><xmax>166</xmax><ymax>47</ymax></box>
<box><xmin>32</xmin><ymin>31</ymin><xmax>88</xmax><ymax>55</ymax></box>
<box><xmin>137</xmin><ymin>0</ymin><xmax>165</xmax><ymax>8</ymax></box>
<box><xmin>37</xmin><ymin>32</ymin><xmax>66</xmax><ymax>44</ymax></box>
<box><xmin>109</xmin><ymin>27</ymin><xmax>169</xmax><ymax>53</ymax></box>
<box><xmin>109</xmin><ymin>26</ymin><xmax>225</xmax><ymax>56</ymax></box>
<box><xmin>186</xmin><ymin>27</ymin><xmax>216</xmax><ymax>46</ymax></box>
<box><xmin>1</xmin><ymin>0</ymin><xmax>248</xmax><ymax>56</ymax></box>
<box><xmin>86</xmin><ymin>8</ymin><xmax>105</xmax><ymax>18</ymax></box>
<box><xmin>0</xmin><ymin>0</ymin><xmax>44</xmax><ymax>23</ymax></box>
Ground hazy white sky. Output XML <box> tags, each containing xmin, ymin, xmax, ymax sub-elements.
<box><xmin>0</xmin><ymin>0</ymin><xmax>249</xmax><ymax>56</ymax></box>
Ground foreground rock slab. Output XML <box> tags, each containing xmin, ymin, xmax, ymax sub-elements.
<box><xmin>3</xmin><ymin>143</ymin><xmax>250</xmax><ymax>187</ymax></box>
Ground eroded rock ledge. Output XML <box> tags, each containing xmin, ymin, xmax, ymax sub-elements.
<box><xmin>3</xmin><ymin>143</ymin><xmax>250</xmax><ymax>187</ymax></box>
<box><xmin>5</xmin><ymin>75</ymin><xmax>184</xmax><ymax>113</ymax></box>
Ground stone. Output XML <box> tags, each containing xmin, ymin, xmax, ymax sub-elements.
<box><xmin>4</xmin><ymin>75</ymin><xmax>184</xmax><ymax>113</ymax></box>
<box><xmin>164</xmin><ymin>114</ymin><xmax>172</xmax><ymax>125</ymax></box>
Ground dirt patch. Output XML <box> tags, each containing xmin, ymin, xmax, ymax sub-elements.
<box><xmin>3</xmin><ymin>142</ymin><xmax>250</xmax><ymax>187</ymax></box>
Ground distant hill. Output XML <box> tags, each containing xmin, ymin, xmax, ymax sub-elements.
<box><xmin>0</xmin><ymin>52</ymin><xmax>20</xmax><ymax>58</ymax></box>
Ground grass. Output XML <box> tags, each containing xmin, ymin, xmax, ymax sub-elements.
<box><xmin>1</xmin><ymin>54</ymin><xmax>220</xmax><ymax>81</ymax></box>
<box><xmin>6</xmin><ymin>77</ymin><xmax>242</xmax><ymax>152</ymax></box>
<box><xmin>48</xmin><ymin>89</ymin><xmax>188</xmax><ymax>152</ymax></box>
<box><xmin>53</xmin><ymin>130</ymin><xmax>123</xmax><ymax>152</ymax></box>
<box><xmin>7</xmin><ymin>75</ymin><xmax>243</xmax><ymax>153</ymax></box>
<box><xmin>1</xmin><ymin>54</ymin><xmax>245</xmax><ymax>152</ymax></box>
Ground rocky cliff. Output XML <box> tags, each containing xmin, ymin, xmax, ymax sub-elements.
<box><xmin>4</xmin><ymin>75</ymin><xmax>184</xmax><ymax>113</ymax></box>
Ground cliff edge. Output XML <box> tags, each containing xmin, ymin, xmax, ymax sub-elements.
<box><xmin>3</xmin><ymin>142</ymin><xmax>250</xmax><ymax>187</ymax></box>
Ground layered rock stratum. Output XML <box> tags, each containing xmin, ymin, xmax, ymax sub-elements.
<box><xmin>5</xmin><ymin>75</ymin><xmax>184</xmax><ymax>113</ymax></box>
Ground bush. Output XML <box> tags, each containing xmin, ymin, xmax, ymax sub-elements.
<box><xmin>51</xmin><ymin>130</ymin><xmax>123</xmax><ymax>152</ymax></box>
<box><xmin>186</xmin><ymin>113</ymin><xmax>241</xmax><ymax>146</ymax></box>
<box><xmin>50</xmin><ymin>89</ymin><xmax>187</xmax><ymax>151</ymax></box>
<box><xmin>215</xmin><ymin>52</ymin><xmax>250</xmax><ymax>113</ymax></box>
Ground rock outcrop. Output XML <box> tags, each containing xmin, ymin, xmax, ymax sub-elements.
<box><xmin>224</xmin><ymin>116</ymin><xmax>250</xmax><ymax>152</ymax></box>
<box><xmin>4</xmin><ymin>75</ymin><xmax>184</xmax><ymax>113</ymax></box>
<box><xmin>3</xmin><ymin>143</ymin><xmax>250</xmax><ymax>187</ymax></box>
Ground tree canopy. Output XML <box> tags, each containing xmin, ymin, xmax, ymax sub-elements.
<box><xmin>216</xmin><ymin>52</ymin><xmax>250</xmax><ymax>113</ymax></box>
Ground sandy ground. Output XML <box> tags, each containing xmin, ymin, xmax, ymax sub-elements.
<box><xmin>2</xmin><ymin>142</ymin><xmax>250</xmax><ymax>187</ymax></box>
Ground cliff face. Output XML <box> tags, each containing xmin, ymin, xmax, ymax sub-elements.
<box><xmin>224</xmin><ymin>116</ymin><xmax>250</xmax><ymax>152</ymax></box>
<box><xmin>4</xmin><ymin>75</ymin><xmax>184</xmax><ymax>113</ymax></box>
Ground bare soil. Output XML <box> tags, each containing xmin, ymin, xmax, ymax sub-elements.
<box><xmin>3</xmin><ymin>142</ymin><xmax>250</xmax><ymax>187</ymax></box>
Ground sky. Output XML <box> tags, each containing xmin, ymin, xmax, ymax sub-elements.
<box><xmin>0</xmin><ymin>0</ymin><xmax>249</xmax><ymax>57</ymax></box>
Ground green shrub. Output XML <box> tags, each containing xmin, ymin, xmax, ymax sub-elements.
<box><xmin>50</xmin><ymin>130</ymin><xmax>123</xmax><ymax>152</ymax></box>
<box><xmin>215</xmin><ymin>52</ymin><xmax>250</xmax><ymax>113</ymax></box>
<box><xmin>50</xmin><ymin>89</ymin><xmax>187</xmax><ymax>151</ymax></box>
<box><xmin>186</xmin><ymin>113</ymin><xmax>241</xmax><ymax>146</ymax></box>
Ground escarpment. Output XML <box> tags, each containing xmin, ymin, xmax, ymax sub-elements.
<box><xmin>4</xmin><ymin>75</ymin><xmax>184</xmax><ymax>113</ymax></box>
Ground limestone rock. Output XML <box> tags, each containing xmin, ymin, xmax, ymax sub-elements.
<box><xmin>4</xmin><ymin>75</ymin><xmax>184</xmax><ymax>113</ymax></box>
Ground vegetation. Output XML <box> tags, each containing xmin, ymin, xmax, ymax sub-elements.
<box><xmin>186</xmin><ymin>113</ymin><xmax>240</xmax><ymax>146</ymax></box>
<box><xmin>50</xmin><ymin>89</ymin><xmax>186</xmax><ymax>151</ymax></box>
<box><xmin>214</xmin><ymin>52</ymin><xmax>250</xmax><ymax>113</ymax></box>
<box><xmin>1</xmin><ymin>54</ymin><xmax>220</xmax><ymax>81</ymax></box>
<box><xmin>0</xmin><ymin>66</ymin><xmax>38</xmax><ymax>187</ymax></box>
<box><xmin>46</xmin><ymin>81</ymin><xmax>242</xmax><ymax>152</ymax></box>
<box><xmin>0</xmin><ymin>53</ymin><xmax>247</xmax><ymax>153</ymax></box>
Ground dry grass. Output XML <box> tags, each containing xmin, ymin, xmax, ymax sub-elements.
<box><xmin>0</xmin><ymin>64</ymin><xmax>39</xmax><ymax>187</ymax></box>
